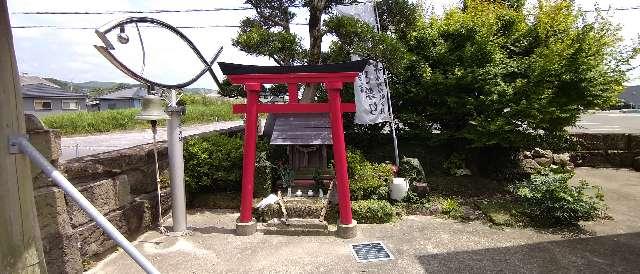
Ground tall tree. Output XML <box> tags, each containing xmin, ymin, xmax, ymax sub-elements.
<box><xmin>233</xmin><ymin>0</ymin><xmax>356</xmax><ymax>102</ymax></box>
<box><xmin>328</xmin><ymin>0</ymin><xmax>638</xmax><ymax>149</ymax></box>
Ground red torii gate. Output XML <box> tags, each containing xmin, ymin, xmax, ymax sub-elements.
<box><xmin>219</xmin><ymin>60</ymin><xmax>368</xmax><ymax>238</ymax></box>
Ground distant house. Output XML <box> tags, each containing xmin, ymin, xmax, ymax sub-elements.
<box><xmin>620</xmin><ymin>86</ymin><xmax>640</xmax><ymax>108</ymax></box>
<box><xmin>97</xmin><ymin>87</ymin><xmax>146</xmax><ymax>111</ymax></box>
<box><xmin>21</xmin><ymin>83</ymin><xmax>88</xmax><ymax>117</ymax></box>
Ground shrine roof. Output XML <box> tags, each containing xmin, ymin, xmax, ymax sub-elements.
<box><xmin>218</xmin><ymin>60</ymin><xmax>368</xmax><ymax>76</ymax></box>
<box><xmin>267</xmin><ymin>113</ymin><xmax>332</xmax><ymax>145</ymax></box>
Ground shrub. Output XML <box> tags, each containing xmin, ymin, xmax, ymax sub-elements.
<box><xmin>184</xmin><ymin>134</ymin><xmax>272</xmax><ymax>197</ymax></box>
<box><xmin>347</xmin><ymin>149</ymin><xmax>393</xmax><ymax>200</ymax></box>
<box><xmin>351</xmin><ymin>200</ymin><xmax>396</xmax><ymax>224</ymax></box>
<box><xmin>433</xmin><ymin>196</ymin><xmax>464</xmax><ymax>220</ymax></box>
<box><xmin>511</xmin><ymin>173</ymin><xmax>605</xmax><ymax>226</ymax></box>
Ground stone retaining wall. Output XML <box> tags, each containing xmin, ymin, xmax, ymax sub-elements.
<box><xmin>569</xmin><ymin>133</ymin><xmax>640</xmax><ymax>170</ymax></box>
<box><xmin>25</xmin><ymin>114</ymin><xmax>243</xmax><ymax>273</ymax></box>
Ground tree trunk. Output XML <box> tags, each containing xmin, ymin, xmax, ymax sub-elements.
<box><xmin>301</xmin><ymin>0</ymin><xmax>326</xmax><ymax>102</ymax></box>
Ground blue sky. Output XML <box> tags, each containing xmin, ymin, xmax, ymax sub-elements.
<box><xmin>7</xmin><ymin>0</ymin><xmax>640</xmax><ymax>89</ymax></box>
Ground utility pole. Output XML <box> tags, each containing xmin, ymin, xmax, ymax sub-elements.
<box><xmin>0</xmin><ymin>0</ymin><xmax>47</xmax><ymax>272</ymax></box>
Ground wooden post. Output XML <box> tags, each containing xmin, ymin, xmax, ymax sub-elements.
<box><xmin>327</xmin><ymin>81</ymin><xmax>353</xmax><ymax>225</ymax></box>
<box><xmin>239</xmin><ymin>83</ymin><xmax>261</xmax><ymax>223</ymax></box>
<box><xmin>0</xmin><ymin>0</ymin><xmax>47</xmax><ymax>273</ymax></box>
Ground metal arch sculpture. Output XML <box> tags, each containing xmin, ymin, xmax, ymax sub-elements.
<box><xmin>93</xmin><ymin>16</ymin><xmax>223</xmax><ymax>89</ymax></box>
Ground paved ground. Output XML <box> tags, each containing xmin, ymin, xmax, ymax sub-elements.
<box><xmin>89</xmin><ymin>168</ymin><xmax>640</xmax><ymax>273</ymax></box>
<box><xmin>60</xmin><ymin>121</ymin><xmax>243</xmax><ymax>161</ymax></box>
<box><xmin>568</xmin><ymin>111</ymin><xmax>640</xmax><ymax>134</ymax></box>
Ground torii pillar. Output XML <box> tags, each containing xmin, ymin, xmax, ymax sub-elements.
<box><xmin>220</xmin><ymin>61</ymin><xmax>368</xmax><ymax>238</ymax></box>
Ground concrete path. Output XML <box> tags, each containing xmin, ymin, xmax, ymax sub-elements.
<box><xmin>60</xmin><ymin>121</ymin><xmax>243</xmax><ymax>161</ymax></box>
<box><xmin>88</xmin><ymin>168</ymin><xmax>640</xmax><ymax>273</ymax></box>
<box><xmin>569</xmin><ymin>111</ymin><xmax>640</xmax><ymax>133</ymax></box>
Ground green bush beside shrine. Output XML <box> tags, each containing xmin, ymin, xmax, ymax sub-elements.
<box><xmin>184</xmin><ymin>134</ymin><xmax>272</xmax><ymax>197</ymax></box>
<box><xmin>347</xmin><ymin>149</ymin><xmax>394</xmax><ymax>201</ymax></box>
<box><xmin>351</xmin><ymin>200</ymin><xmax>396</xmax><ymax>224</ymax></box>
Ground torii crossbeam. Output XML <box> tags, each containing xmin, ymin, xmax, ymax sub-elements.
<box><xmin>220</xmin><ymin>60</ymin><xmax>368</xmax><ymax>238</ymax></box>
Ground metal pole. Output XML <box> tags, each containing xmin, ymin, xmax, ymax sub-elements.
<box><xmin>167</xmin><ymin>90</ymin><xmax>187</xmax><ymax>232</ymax></box>
<box><xmin>11</xmin><ymin>136</ymin><xmax>160</xmax><ymax>274</ymax></box>
<box><xmin>150</xmin><ymin>121</ymin><xmax>166</xmax><ymax>234</ymax></box>
<box><xmin>372</xmin><ymin>0</ymin><xmax>400</xmax><ymax>167</ymax></box>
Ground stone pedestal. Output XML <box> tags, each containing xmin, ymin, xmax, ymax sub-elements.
<box><xmin>236</xmin><ymin>218</ymin><xmax>257</xmax><ymax>236</ymax></box>
<box><xmin>336</xmin><ymin>220</ymin><xmax>357</xmax><ymax>239</ymax></box>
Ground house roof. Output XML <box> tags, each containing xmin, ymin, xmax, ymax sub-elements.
<box><xmin>620</xmin><ymin>86</ymin><xmax>640</xmax><ymax>106</ymax></box>
<box><xmin>21</xmin><ymin>84</ymin><xmax>87</xmax><ymax>99</ymax></box>
<box><xmin>98</xmin><ymin>87</ymin><xmax>146</xmax><ymax>100</ymax></box>
<box><xmin>268</xmin><ymin>113</ymin><xmax>332</xmax><ymax>145</ymax></box>
<box><xmin>19</xmin><ymin>75</ymin><xmax>59</xmax><ymax>87</ymax></box>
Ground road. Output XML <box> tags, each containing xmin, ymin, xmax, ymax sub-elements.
<box><xmin>60</xmin><ymin>121</ymin><xmax>243</xmax><ymax>161</ymax></box>
<box><xmin>569</xmin><ymin>111</ymin><xmax>640</xmax><ymax>134</ymax></box>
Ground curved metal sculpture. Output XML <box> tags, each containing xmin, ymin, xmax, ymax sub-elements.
<box><xmin>94</xmin><ymin>16</ymin><xmax>222</xmax><ymax>89</ymax></box>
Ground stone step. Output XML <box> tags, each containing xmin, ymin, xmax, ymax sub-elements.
<box><xmin>257</xmin><ymin>196</ymin><xmax>330</xmax><ymax>220</ymax></box>
<box><xmin>284</xmin><ymin>218</ymin><xmax>329</xmax><ymax>230</ymax></box>
<box><xmin>261</xmin><ymin>218</ymin><xmax>330</xmax><ymax>236</ymax></box>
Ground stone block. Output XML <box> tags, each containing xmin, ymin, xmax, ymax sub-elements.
<box><xmin>628</xmin><ymin>134</ymin><xmax>640</xmax><ymax>152</ymax></box>
<box><xmin>633</xmin><ymin>156</ymin><xmax>640</xmax><ymax>172</ymax></box>
<box><xmin>570</xmin><ymin>151</ymin><xmax>637</xmax><ymax>168</ymax></box>
<box><xmin>236</xmin><ymin>219</ymin><xmax>257</xmax><ymax>236</ymax></box>
<box><xmin>35</xmin><ymin>187</ymin><xmax>72</xmax><ymax>237</ymax></box>
<box><xmin>25</xmin><ymin>113</ymin><xmax>45</xmax><ymax>131</ymax></box>
<box><xmin>34</xmin><ymin>187</ymin><xmax>82</xmax><ymax>273</ymax></box>
<box><xmin>32</xmin><ymin>171</ymin><xmax>56</xmax><ymax>190</ymax></box>
<box><xmin>135</xmin><ymin>189</ymin><xmax>173</xmax><ymax>230</ymax></box>
<box><xmin>75</xmin><ymin>208</ymin><xmax>129</xmax><ymax>258</ymax></box>
<box><xmin>126</xmin><ymin>167</ymin><xmax>163</xmax><ymax>195</ymax></box>
<box><xmin>67</xmin><ymin>175</ymin><xmax>131</xmax><ymax>227</ymax></box>
<box><xmin>572</xmin><ymin>133</ymin><xmax>631</xmax><ymax>151</ymax></box>
<box><xmin>534</xmin><ymin>157</ymin><xmax>552</xmax><ymax>168</ymax></box>
<box><xmin>27</xmin><ymin>129</ymin><xmax>61</xmax><ymax>175</ymax></box>
<box><xmin>336</xmin><ymin>220</ymin><xmax>357</xmax><ymax>239</ymax></box>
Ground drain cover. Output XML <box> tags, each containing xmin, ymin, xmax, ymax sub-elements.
<box><xmin>351</xmin><ymin>242</ymin><xmax>394</xmax><ymax>262</ymax></box>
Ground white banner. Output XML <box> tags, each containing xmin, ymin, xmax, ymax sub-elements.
<box><xmin>336</xmin><ymin>2</ymin><xmax>391</xmax><ymax>124</ymax></box>
<box><xmin>352</xmin><ymin>55</ymin><xmax>391</xmax><ymax>124</ymax></box>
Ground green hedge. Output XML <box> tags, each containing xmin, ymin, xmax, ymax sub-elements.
<box><xmin>351</xmin><ymin>200</ymin><xmax>396</xmax><ymax>224</ymax></box>
<box><xmin>184</xmin><ymin>134</ymin><xmax>272</xmax><ymax>197</ymax></box>
<box><xmin>347</xmin><ymin>149</ymin><xmax>394</xmax><ymax>200</ymax></box>
<box><xmin>42</xmin><ymin>95</ymin><xmax>238</xmax><ymax>136</ymax></box>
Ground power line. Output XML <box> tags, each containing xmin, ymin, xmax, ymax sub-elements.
<box><xmin>10</xmin><ymin>1</ymin><xmax>368</xmax><ymax>16</ymax></box>
<box><xmin>11</xmin><ymin>23</ymin><xmax>309</xmax><ymax>30</ymax></box>
<box><xmin>11</xmin><ymin>7</ymin><xmax>255</xmax><ymax>15</ymax></box>
<box><xmin>581</xmin><ymin>6</ymin><xmax>640</xmax><ymax>13</ymax></box>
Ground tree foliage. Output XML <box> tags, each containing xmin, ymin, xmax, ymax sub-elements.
<box><xmin>329</xmin><ymin>0</ymin><xmax>638</xmax><ymax>149</ymax></box>
<box><xmin>232</xmin><ymin>0</ymin><xmax>357</xmax><ymax>101</ymax></box>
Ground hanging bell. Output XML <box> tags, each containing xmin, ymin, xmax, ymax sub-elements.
<box><xmin>135</xmin><ymin>94</ymin><xmax>169</xmax><ymax>121</ymax></box>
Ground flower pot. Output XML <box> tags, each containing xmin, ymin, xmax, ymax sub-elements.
<box><xmin>390</xmin><ymin>177</ymin><xmax>409</xmax><ymax>201</ymax></box>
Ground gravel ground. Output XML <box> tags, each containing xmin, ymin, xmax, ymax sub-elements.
<box><xmin>88</xmin><ymin>168</ymin><xmax>640</xmax><ymax>273</ymax></box>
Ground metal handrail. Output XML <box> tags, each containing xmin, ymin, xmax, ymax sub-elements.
<box><xmin>9</xmin><ymin>136</ymin><xmax>160</xmax><ymax>274</ymax></box>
